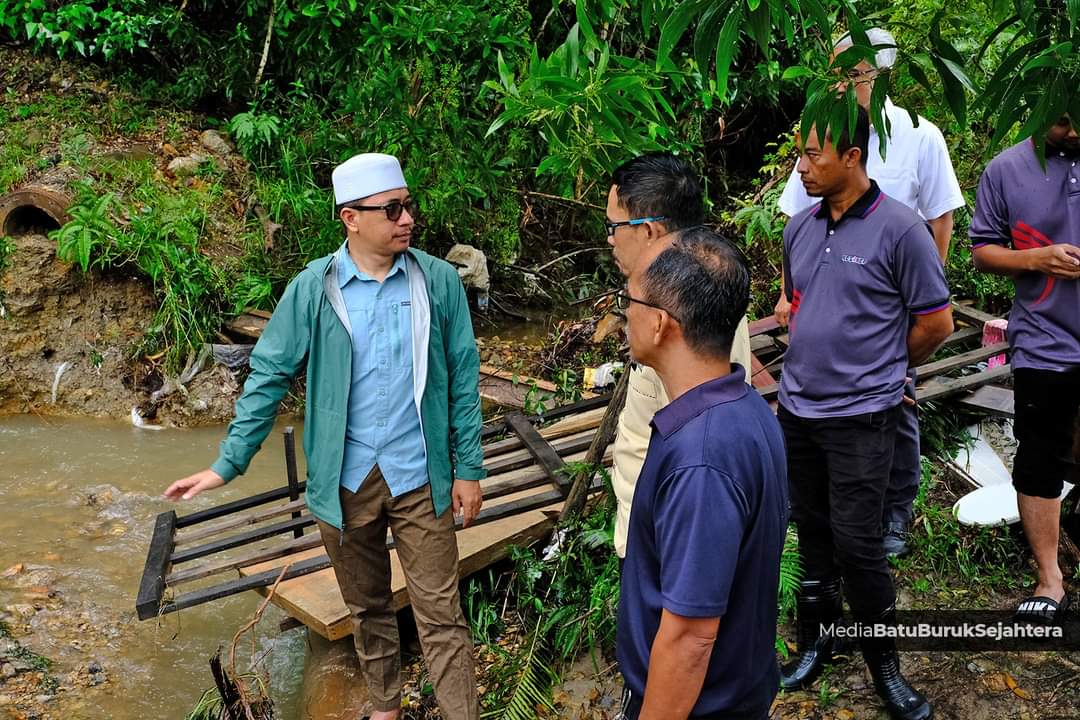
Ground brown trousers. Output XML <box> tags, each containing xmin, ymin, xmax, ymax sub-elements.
<box><xmin>316</xmin><ymin>468</ymin><xmax>479</xmax><ymax>718</ymax></box>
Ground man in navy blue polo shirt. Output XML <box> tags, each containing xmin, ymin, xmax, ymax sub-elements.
<box><xmin>616</xmin><ymin>227</ymin><xmax>788</xmax><ymax>720</ymax></box>
<box><xmin>970</xmin><ymin>116</ymin><xmax>1080</xmax><ymax>624</ymax></box>
<box><xmin>778</xmin><ymin>107</ymin><xmax>952</xmax><ymax>720</ymax></box>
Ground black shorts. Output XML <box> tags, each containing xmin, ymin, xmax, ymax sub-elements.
<box><xmin>1013</xmin><ymin>367</ymin><xmax>1080</xmax><ymax>499</ymax></box>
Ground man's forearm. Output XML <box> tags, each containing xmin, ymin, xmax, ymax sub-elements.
<box><xmin>927</xmin><ymin>212</ymin><xmax>954</xmax><ymax>264</ymax></box>
<box><xmin>907</xmin><ymin>312</ymin><xmax>954</xmax><ymax>366</ymax></box>
<box><xmin>639</xmin><ymin>621</ymin><xmax>715</xmax><ymax>719</ymax></box>
<box><xmin>973</xmin><ymin>243</ymin><xmax>1040</xmax><ymax>277</ymax></box>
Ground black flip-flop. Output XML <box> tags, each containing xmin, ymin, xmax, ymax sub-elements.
<box><xmin>1014</xmin><ymin>593</ymin><xmax>1071</xmax><ymax>625</ymax></box>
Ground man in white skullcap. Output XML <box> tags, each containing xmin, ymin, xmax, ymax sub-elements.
<box><xmin>774</xmin><ymin>28</ymin><xmax>965</xmax><ymax>560</ymax></box>
<box><xmin>166</xmin><ymin>153</ymin><xmax>485</xmax><ymax>719</ymax></box>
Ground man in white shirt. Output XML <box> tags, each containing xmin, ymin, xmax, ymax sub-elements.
<box><xmin>774</xmin><ymin>28</ymin><xmax>965</xmax><ymax>557</ymax></box>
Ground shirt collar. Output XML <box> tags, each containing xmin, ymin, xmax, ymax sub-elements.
<box><xmin>337</xmin><ymin>242</ymin><xmax>407</xmax><ymax>288</ymax></box>
<box><xmin>650</xmin><ymin>365</ymin><xmax>748</xmax><ymax>439</ymax></box>
<box><xmin>812</xmin><ymin>179</ymin><xmax>883</xmax><ymax>223</ymax></box>
<box><xmin>1043</xmin><ymin>139</ymin><xmax>1080</xmax><ymax>161</ymax></box>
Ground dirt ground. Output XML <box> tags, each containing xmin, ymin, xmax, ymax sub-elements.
<box><xmin>0</xmin><ymin>233</ymin><xmax>241</xmax><ymax>426</ymax></box>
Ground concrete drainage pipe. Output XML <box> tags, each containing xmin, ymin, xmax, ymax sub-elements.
<box><xmin>0</xmin><ymin>187</ymin><xmax>71</xmax><ymax>236</ymax></box>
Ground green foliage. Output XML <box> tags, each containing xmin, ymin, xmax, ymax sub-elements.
<box><xmin>228</xmin><ymin>109</ymin><xmax>281</xmax><ymax>162</ymax></box>
<box><xmin>487</xmin><ymin>628</ymin><xmax>557</xmax><ymax>720</ymax></box>
<box><xmin>486</xmin><ymin>23</ymin><xmax>688</xmax><ymax>198</ymax></box>
<box><xmin>0</xmin><ymin>234</ymin><xmax>14</xmax><ymax>275</ymax></box>
<box><xmin>0</xmin><ymin>0</ymin><xmax>168</xmax><ymax>59</ymax></box>
<box><xmin>52</xmin><ymin>176</ymin><xmax>231</xmax><ymax>371</ymax></box>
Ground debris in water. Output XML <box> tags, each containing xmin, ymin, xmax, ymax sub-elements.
<box><xmin>130</xmin><ymin>407</ymin><xmax>164</xmax><ymax>430</ymax></box>
<box><xmin>50</xmin><ymin>361</ymin><xmax>71</xmax><ymax>404</ymax></box>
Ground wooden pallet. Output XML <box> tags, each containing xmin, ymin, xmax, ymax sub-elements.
<box><xmin>135</xmin><ymin>395</ymin><xmax>612</xmax><ymax>630</ymax></box>
<box><xmin>746</xmin><ymin>302</ymin><xmax>1013</xmax><ymax>405</ymax></box>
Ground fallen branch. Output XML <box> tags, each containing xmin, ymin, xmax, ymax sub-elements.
<box><xmin>531</xmin><ymin>247</ymin><xmax>610</xmax><ymax>274</ymax></box>
<box><xmin>518</xmin><ymin>189</ymin><xmax>605</xmax><ymax>211</ymax></box>
<box><xmin>559</xmin><ymin>366</ymin><xmax>630</xmax><ymax>522</ymax></box>
<box><xmin>253</xmin><ymin>0</ymin><xmax>277</xmax><ymax>93</ymax></box>
<box><xmin>223</xmin><ymin>560</ymin><xmax>293</xmax><ymax>720</ymax></box>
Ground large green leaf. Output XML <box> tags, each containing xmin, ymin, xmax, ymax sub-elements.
<box><xmin>975</xmin><ymin>13</ymin><xmax>1021</xmax><ymax>68</ymax></box>
<box><xmin>930</xmin><ymin>55</ymin><xmax>967</xmax><ymax>124</ymax></box>
<box><xmin>1070</xmin><ymin>0</ymin><xmax>1080</xmax><ymax>26</ymax></box>
<box><xmin>657</xmin><ymin>0</ymin><xmax>708</xmax><ymax>65</ymax></box>
<box><xmin>693</xmin><ymin>1</ymin><xmax>728</xmax><ymax>74</ymax></box>
<box><xmin>747</xmin><ymin>0</ymin><xmax>771</xmax><ymax>56</ymax></box>
<box><xmin>869</xmin><ymin>70</ymin><xmax>890</xmax><ymax>159</ymax></box>
<box><xmin>575</xmin><ymin>0</ymin><xmax>599</xmax><ymax>51</ymax></box>
<box><xmin>981</xmin><ymin>39</ymin><xmax>1043</xmax><ymax>115</ymax></box>
<box><xmin>713</xmin><ymin>8</ymin><xmax>742</xmax><ymax>102</ymax></box>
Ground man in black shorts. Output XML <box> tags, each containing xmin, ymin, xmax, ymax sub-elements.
<box><xmin>970</xmin><ymin>115</ymin><xmax>1080</xmax><ymax>623</ymax></box>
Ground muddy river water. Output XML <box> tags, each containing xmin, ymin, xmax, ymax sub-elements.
<box><xmin>0</xmin><ymin>414</ymin><xmax>319</xmax><ymax>719</ymax></box>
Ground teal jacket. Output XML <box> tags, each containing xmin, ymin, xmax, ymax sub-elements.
<box><xmin>210</xmin><ymin>246</ymin><xmax>486</xmax><ymax>528</ymax></box>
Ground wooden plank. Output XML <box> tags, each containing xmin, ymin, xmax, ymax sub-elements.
<box><xmin>135</xmin><ymin>510</ymin><xmax>178</xmax><ymax>621</ymax></box>
<box><xmin>950</xmin><ymin>301</ymin><xmax>999</xmax><ymax>326</ymax></box>
<box><xmin>480</xmin><ymin>393</ymin><xmax>610</xmax><ymax>441</ymax></box>
<box><xmin>482</xmin><ymin>407</ymin><xmax>604</xmax><ymax>460</ymax></box>
<box><xmin>505</xmin><ymin>412</ymin><xmax>569</xmax><ymax>493</ymax></box>
<box><xmin>174</xmin><ymin>498</ymin><xmax>307</xmax><ymax>547</ymax></box>
<box><xmin>485</xmin><ymin>429</ymin><xmax>595</xmax><ymax>476</ymax></box>
<box><xmin>954</xmin><ymin>385</ymin><xmax>1015</xmax><ymax>418</ymax></box>
<box><xmin>171</xmin><ymin>514</ymin><xmax>316</xmax><ymax>565</ymax></box>
<box><xmin>162</xmin><ymin>554</ymin><xmax>334</xmax><ymax>615</ymax></box>
<box><xmin>748</xmin><ymin>316</ymin><xmax>780</xmax><ymax>337</ymax></box>
<box><xmin>284</xmin><ymin>426</ymin><xmax>304</xmax><ymax>539</ymax></box>
<box><xmin>940</xmin><ymin>326</ymin><xmax>983</xmax><ymax>348</ymax></box>
<box><xmin>176</xmin><ymin>482</ymin><xmax>306</xmax><ymax>529</ymax></box>
<box><xmin>165</xmin><ymin>449</ymin><xmax>607</xmax><ymax>588</ymax></box>
<box><xmin>478</xmin><ymin>364</ymin><xmax>596</xmax><ymax>411</ymax></box>
<box><xmin>749</xmin><ymin>352</ymin><xmax>777</xmax><ymax>389</ymax></box>
<box><xmin>225</xmin><ymin>312</ymin><xmax>269</xmax><ymax>341</ymax></box>
<box><xmin>750</xmin><ymin>334</ymin><xmax>776</xmax><ymax>354</ymax></box>
<box><xmin>167</xmin><ymin>533</ymin><xmax>326</xmax><ymax>586</ymax></box>
<box><xmin>168</xmin><ymin>482</ymin><xmax>602</xmax><ymax>621</ymax></box>
<box><xmin>244</xmin><ymin>480</ymin><xmax>605</xmax><ymax>640</ymax></box>
<box><xmin>916</xmin><ymin>342</ymin><xmax>1009</xmax><ymax>380</ymax></box>
<box><xmin>918</xmin><ymin>364</ymin><xmax>1012</xmax><ymax>402</ymax></box>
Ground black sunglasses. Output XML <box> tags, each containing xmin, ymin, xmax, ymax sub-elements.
<box><xmin>344</xmin><ymin>198</ymin><xmax>418</xmax><ymax>221</ymax></box>
<box><xmin>614</xmin><ymin>291</ymin><xmax>681</xmax><ymax>324</ymax></box>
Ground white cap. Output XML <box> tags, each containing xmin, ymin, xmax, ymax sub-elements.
<box><xmin>331</xmin><ymin>153</ymin><xmax>407</xmax><ymax>205</ymax></box>
<box><xmin>834</xmin><ymin>27</ymin><xmax>898</xmax><ymax>70</ymax></box>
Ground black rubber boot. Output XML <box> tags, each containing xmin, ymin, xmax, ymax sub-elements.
<box><xmin>860</xmin><ymin>606</ymin><xmax>933</xmax><ymax>720</ymax></box>
<box><xmin>779</xmin><ymin>578</ymin><xmax>844</xmax><ymax>690</ymax></box>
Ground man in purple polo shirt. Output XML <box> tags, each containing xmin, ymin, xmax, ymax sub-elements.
<box><xmin>775</xmin><ymin>27</ymin><xmax>966</xmax><ymax>559</ymax></box>
<box><xmin>778</xmin><ymin>107</ymin><xmax>952</xmax><ymax>720</ymax></box>
<box><xmin>616</xmin><ymin>227</ymin><xmax>787</xmax><ymax>720</ymax></box>
<box><xmin>970</xmin><ymin>115</ymin><xmax>1080</xmax><ymax>624</ymax></box>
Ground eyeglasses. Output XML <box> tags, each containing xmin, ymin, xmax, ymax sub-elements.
<box><xmin>614</xmin><ymin>291</ymin><xmax>681</xmax><ymax>324</ymax></box>
<box><xmin>344</xmin><ymin>198</ymin><xmax>418</xmax><ymax>222</ymax></box>
<box><xmin>605</xmin><ymin>215</ymin><xmax>667</xmax><ymax>237</ymax></box>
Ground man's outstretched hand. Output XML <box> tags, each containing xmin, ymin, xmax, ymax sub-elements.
<box><xmin>452</xmin><ymin>479</ymin><xmax>483</xmax><ymax>528</ymax></box>
<box><xmin>164</xmin><ymin>469</ymin><xmax>225</xmax><ymax>501</ymax></box>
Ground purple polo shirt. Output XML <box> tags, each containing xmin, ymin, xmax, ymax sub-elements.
<box><xmin>780</xmin><ymin>181</ymin><xmax>951</xmax><ymax>418</ymax></box>
<box><xmin>969</xmin><ymin>139</ymin><xmax>1080</xmax><ymax>371</ymax></box>
<box><xmin>616</xmin><ymin>366</ymin><xmax>788</xmax><ymax>716</ymax></box>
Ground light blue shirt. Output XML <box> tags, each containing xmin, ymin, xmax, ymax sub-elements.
<box><xmin>338</xmin><ymin>249</ymin><xmax>428</xmax><ymax>496</ymax></box>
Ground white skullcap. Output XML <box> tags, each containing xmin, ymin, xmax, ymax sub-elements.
<box><xmin>834</xmin><ymin>27</ymin><xmax>898</xmax><ymax>70</ymax></box>
<box><xmin>332</xmin><ymin>153</ymin><xmax>407</xmax><ymax>205</ymax></box>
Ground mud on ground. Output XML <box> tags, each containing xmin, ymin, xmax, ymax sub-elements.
<box><xmin>0</xmin><ymin>233</ymin><xmax>249</xmax><ymax>425</ymax></box>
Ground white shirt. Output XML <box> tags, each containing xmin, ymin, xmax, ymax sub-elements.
<box><xmin>778</xmin><ymin>98</ymin><xmax>965</xmax><ymax>220</ymax></box>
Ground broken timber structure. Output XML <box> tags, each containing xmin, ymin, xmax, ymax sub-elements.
<box><xmin>137</xmin><ymin>300</ymin><xmax>1015</xmax><ymax>638</ymax></box>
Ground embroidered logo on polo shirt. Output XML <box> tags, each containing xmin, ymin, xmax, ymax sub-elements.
<box><xmin>841</xmin><ymin>254</ymin><xmax>868</xmax><ymax>265</ymax></box>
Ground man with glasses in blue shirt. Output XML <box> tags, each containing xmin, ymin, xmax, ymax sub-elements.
<box><xmin>605</xmin><ymin>152</ymin><xmax>753</xmax><ymax>564</ymax></box>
